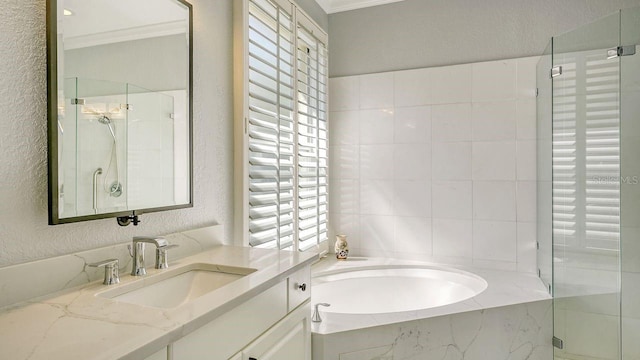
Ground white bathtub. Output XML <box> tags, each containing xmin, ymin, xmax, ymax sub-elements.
<box><xmin>311</xmin><ymin>257</ymin><xmax>549</xmax><ymax>336</ymax></box>
<box><xmin>312</xmin><ymin>266</ymin><xmax>488</xmax><ymax>315</ymax></box>
<box><xmin>311</xmin><ymin>258</ymin><xmax>552</xmax><ymax>360</ymax></box>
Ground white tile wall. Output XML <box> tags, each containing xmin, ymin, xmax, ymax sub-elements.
<box><xmin>359</xmin><ymin>73</ymin><xmax>394</xmax><ymax>110</ymax></box>
<box><xmin>432</xmin><ymin>104</ymin><xmax>472</xmax><ymax>141</ymax></box>
<box><xmin>472</xmin><ymin>101</ymin><xmax>517</xmax><ymax>141</ymax></box>
<box><xmin>473</xmin><ymin>181</ymin><xmax>517</xmax><ymax>221</ymax></box>
<box><xmin>329</xmin><ymin>56</ymin><xmax>539</xmax><ymax>272</ymax></box>
<box><xmin>472</xmin><ymin>141</ymin><xmax>516</xmax><ymax>180</ymax></box>
<box><xmin>432</xmin><ymin>181</ymin><xmax>472</xmax><ymax>220</ymax></box>
<box><xmin>432</xmin><ymin>64</ymin><xmax>472</xmax><ymax>104</ymax></box>
<box><xmin>393</xmin><ymin>144</ymin><xmax>431</xmax><ymax>180</ymax></box>
<box><xmin>393</xmin><ymin>106</ymin><xmax>431</xmax><ymax>143</ymax></box>
<box><xmin>359</xmin><ymin>109</ymin><xmax>394</xmax><ymax>144</ymax></box>
<box><xmin>472</xmin><ymin>60</ymin><xmax>517</xmax><ymax>102</ymax></box>
<box><xmin>394</xmin><ymin>68</ymin><xmax>432</xmax><ymax>107</ymax></box>
<box><xmin>432</xmin><ymin>142</ymin><xmax>472</xmax><ymax>180</ymax></box>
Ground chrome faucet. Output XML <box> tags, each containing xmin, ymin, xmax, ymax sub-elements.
<box><xmin>129</xmin><ymin>236</ymin><xmax>178</xmax><ymax>276</ymax></box>
<box><xmin>88</xmin><ymin>259</ymin><xmax>120</xmax><ymax>285</ymax></box>
<box><xmin>312</xmin><ymin>303</ymin><xmax>331</xmax><ymax>323</ymax></box>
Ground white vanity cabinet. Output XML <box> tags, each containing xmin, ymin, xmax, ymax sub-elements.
<box><xmin>240</xmin><ymin>302</ymin><xmax>311</xmax><ymax>360</ymax></box>
<box><xmin>171</xmin><ymin>265</ymin><xmax>311</xmax><ymax>360</ymax></box>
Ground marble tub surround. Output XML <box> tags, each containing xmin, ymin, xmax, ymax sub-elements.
<box><xmin>0</xmin><ymin>225</ymin><xmax>225</xmax><ymax>309</ymax></box>
<box><xmin>313</xmin><ymin>298</ymin><xmax>552</xmax><ymax>360</ymax></box>
<box><xmin>311</xmin><ymin>257</ymin><xmax>550</xmax><ymax>335</ymax></box>
<box><xmin>0</xmin><ymin>244</ymin><xmax>317</xmax><ymax>360</ymax></box>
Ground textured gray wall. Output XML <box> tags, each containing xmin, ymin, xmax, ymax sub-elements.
<box><xmin>329</xmin><ymin>0</ymin><xmax>640</xmax><ymax>77</ymax></box>
<box><xmin>0</xmin><ymin>0</ymin><xmax>234</xmax><ymax>267</ymax></box>
<box><xmin>65</xmin><ymin>35</ymin><xmax>188</xmax><ymax>92</ymax></box>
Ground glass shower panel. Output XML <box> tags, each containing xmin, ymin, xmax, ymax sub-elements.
<box><xmin>75</xmin><ymin>78</ymin><xmax>128</xmax><ymax>216</ymax></box>
<box><xmin>551</xmin><ymin>11</ymin><xmax>622</xmax><ymax>360</ymax></box>
<box><xmin>127</xmin><ymin>84</ymin><xmax>176</xmax><ymax>210</ymax></box>
<box><xmin>537</xmin><ymin>40</ymin><xmax>553</xmax><ymax>292</ymax></box>
<box><xmin>620</xmin><ymin>7</ymin><xmax>640</xmax><ymax>360</ymax></box>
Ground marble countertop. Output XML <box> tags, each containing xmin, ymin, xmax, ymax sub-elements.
<box><xmin>310</xmin><ymin>257</ymin><xmax>551</xmax><ymax>335</ymax></box>
<box><xmin>0</xmin><ymin>246</ymin><xmax>318</xmax><ymax>360</ymax></box>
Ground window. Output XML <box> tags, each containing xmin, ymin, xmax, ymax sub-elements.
<box><xmin>296</xmin><ymin>19</ymin><xmax>328</xmax><ymax>251</ymax></box>
<box><xmin>234</xmin><ymin>0</ymin><xmax>328</xmax><ymax>252</ymax></box>
<box><xmin>552</xmin><ymin>49</ymin><xmax>620</xmax><ymax>253</ymax></box>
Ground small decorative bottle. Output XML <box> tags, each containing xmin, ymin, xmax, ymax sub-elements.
<box><xmin>334</xmin><ymin>234</ymin><xmax>349</xmax><ymax>260</ymax></box>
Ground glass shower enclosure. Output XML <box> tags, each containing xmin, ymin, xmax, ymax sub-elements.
<box><xmin>537</xmin><ymin>8</ymin><xmax>640</xmax><ymax>360</ymax></box>
<box><xmin>59</xmin><ymin>78</ymin><xmax>179</xmax><ymax>218</ymax></box>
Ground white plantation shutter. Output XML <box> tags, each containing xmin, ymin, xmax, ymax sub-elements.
<box><xmin>552</xmin><ymin>50</ymin><xmax>620</xmax><ymax>252</ymax></box>
<box><xmin>246</xmin><ymin>0</ymin><xmax>296</xmax><ymax>249</ymax></box>
<box><xmin>553</xmin><ymin>58</ymin><xmax>578</xmax><ymax>247</ymax></box>
<box><xmin>236</xmin><ymin>0</ymin><xmax>328</xmax><ymax>251</ymax></box>
<box><xmin>296</xmin><ymin>18</ymin><xmax>328</xmax><ymax>251</ymax></box>
<box><xmin>583</xmin><ymin>53</ymin><xmax>619</xmax><ymax>250</ymax></box>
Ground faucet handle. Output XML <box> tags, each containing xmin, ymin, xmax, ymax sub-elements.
<box><xmin>312</xmin><ymin>303</ymin><xmax>331</xmax><ymax>323</ymax></box>
<box><xmin>155</xmin><ymin>244</ymin><xmax>179</xmax><ymax>269</ymax></box>
<box><xmin>88</xmin><ymin>259</ymin><xmax>120</xmax><ymax>285</ymax></box>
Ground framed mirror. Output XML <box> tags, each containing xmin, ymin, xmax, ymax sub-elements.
<box><xmin>46</xmin><ymin>0</ymin><xmax>193</xmax><ymax>225</ymax></box>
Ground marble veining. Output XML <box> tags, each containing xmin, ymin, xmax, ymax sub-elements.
<box><xmin>0</xmin><ymin>228</ymin><xmax>317</xmax><ymax>360</ymax></box>
<box><xmin>314</xmin><ymin>300</ymin><xmax>552</xmax><ymax>360</ymax></box>
<box><xmin>0</xmin><ymin>225</ymin><xmax>224</xmax><ymax>309</ymax></box>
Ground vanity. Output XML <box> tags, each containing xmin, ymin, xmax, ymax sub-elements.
<box><xmin>0</xmin><ymin>235</ymin><xmax>316</xmax><ymax>360</ymax></box>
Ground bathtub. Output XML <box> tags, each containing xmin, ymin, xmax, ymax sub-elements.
<box><xmin>310</xmin><ymin>257</ymin><xmax>552</xmax><ymax>360</ymax></box>
<box><xmin>312</xmin><ymin>266</ymin><xmax>488</xmax><ymax>315</ymax></box>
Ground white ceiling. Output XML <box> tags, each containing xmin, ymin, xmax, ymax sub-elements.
<box><xmin>62</xmin><ymin>0</ymin><xmax>188</xmax><ymax>38</ymax></box>
<box><xmin>316</xmin><ymin>0</ymin><xmax>406</xmax><ymax>14</ymax></box>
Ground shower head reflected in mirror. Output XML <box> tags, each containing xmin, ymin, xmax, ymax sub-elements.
<box><xmin>97</xmin><ymin>115</ymin><xmax>116</xmax><ymax>142</ymax></box>
<box><xmin>95</xmin><ymin>114</ymin><xmax>122</xmax><ymax>198</ymax></box>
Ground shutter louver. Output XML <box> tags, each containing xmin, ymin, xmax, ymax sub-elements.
<box><xmin>248</xmin><ymin>0</ymin><xmax>295</xmax><ymax>249</ymax></box>
<box><xmin>552</xmin><ymin>50</ymin><xmax>619</xmax><ymax>253</ymax></box>
<box><xmin>297</xmin><ymin>25</ymin><xmax>328</xmax><ymax>251</ymax></box>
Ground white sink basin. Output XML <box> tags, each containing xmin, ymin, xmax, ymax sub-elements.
<box><xmin>98</xmin><ymin>263</ymin><xmax>256</xmax><ymax>309</ymax></box>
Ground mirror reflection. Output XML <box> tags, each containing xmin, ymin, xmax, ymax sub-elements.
<box><xmin>50</xmin><ymin>0</ymin><xmax>191</xmax><ymax>223</ymax></box>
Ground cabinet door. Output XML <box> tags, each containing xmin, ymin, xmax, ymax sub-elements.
<box><xmin>288</xmin><ymin>266</ymin><xmax>311</xmax><ymax>312</ymax></box>
<box><xmin>243</xmin><ymin>302</ymin><xmax>310</xmax><ymax>360</ymax></box>
<box><xmin>172</xmin><ymin>281</ymin><xmax>287</xmax><ymax>359</ymax></box>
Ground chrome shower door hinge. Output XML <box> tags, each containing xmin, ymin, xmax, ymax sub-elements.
<box><xmin>550</xmin><ymin>66</ymin><xmax>562</xmax><ymax>78</ymax></box>
<box><xmin>121</xmin><ymin>104</ymin><xmax>133</xmax><ymax>110</ymax></box>
<box><xmin>607</xmin><ymin>45</ymin><xmax>636</xmax><ymax>59</ymax></box>
<box><xmin>71</xmin><ymin>98</ymin><xmax>85</xmax><ymax>105</ymax></box>
<box><xmin>553</xmin><ymin>336</ymin><xmax>564</xmax><ymax>349</ymax></box>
